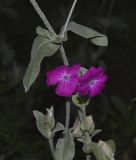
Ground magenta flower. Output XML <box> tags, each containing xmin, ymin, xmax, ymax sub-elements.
<box><xmin>77</xmin><ymin>67</ymin><xmax>107</xmax><ymax>97</ymax></box>
<box><xmin>46</xmin><ymin>64</ymin><xmax>80</xmax><ymax>97</ymax></box>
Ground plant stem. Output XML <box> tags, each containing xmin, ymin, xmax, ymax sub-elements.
<box><xmin>78</xmin><ymin>109</ymin><xmax>84</xmax><ymax>122</ymax></box>
<box><xmin>61</xmin><ymin>0</ymin><xmax>78</xmax><ymax>38</ymax></box>
<box><xmin>30</xmin><ymin>0</ymin><xmax>56</xmax><ymax>36</ymax></box>
<box><xmin>86</xmin><ymin>155</ymin><xmax>91</xmax><ymax>160</ymax></box>
<box><xmin>30</xmin><ymin>0</ymin><xmax>69</xmax><ymax>65</ymax></box>
<box><xmin>49</xmin><ymin>138</ymin><xmax>56</xmax><ymax>160</ymax></box>
<box><xmin>81</xmin><ymin>106</ymin><xmax>86</xmax><ymax>121</ymax></box>
<box><xmin>78</xmin><ymin>107</ymin><xmax>92</xmax><ymax>160</ymax></box>
<box><xmin>60</xmin><ymin>45</ymin><xmax>69</xmax><ymax>66</ymax></box>
<box><xmin>65</xmin><ymin>101</ymin><xmax>71</xmax><ymax>131</ymax></box>
<box><xmin>60</xmin><ymin>0</ymin><xmax>78</xmax><ymax>65</ymax></box>
<box><xmin>63</xmin><ymin>101</ymin><xmax>71</xmax><ymax>160</ymax></box>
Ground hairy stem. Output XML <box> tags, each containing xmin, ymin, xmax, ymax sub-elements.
<box><xmin>82</xmin><ymin>106</ymin><xmax>86</xmax><ymax>120</ymax></box>
<box><xmin>78</xmin><ymin>109</ymin><xmax>84</xmax><ymax>122</ymax></box>
<box><xmin>79</xmin><ymin>107</ymin><xmax>91</xmax><ymax>160</ymax></box>
<box><xmin>60</xmin><ymin>45</ymin><xmax>69</xmax><ymax>66</ymax></box>
<box><xmin>63</xmin><ymin>101</ymin><xmax>71</xmax><ymax>159</ymax></box>
<box><xmin>60</xmin><ymin>0</ymin><xmax>78</xmax><ymax>65</ymax></box>
<box><xmin>86</xmin><ymin>155</ymin><xmax>91</xmax><ymax>160</ymax></box>
<box><xmin>65</xmin><ymin>101</ymin><xmax>71</xmax><ymax>132</ymax></box>
<box><xmin>49</xmin><ymin>138</ymin><xmax>56</xmax><ymax>160</ymax></box>
<box><xmin>61</xmin><ymin>0</ymin><xmax>78</xmax><ymax>38</ymax></box>
<box><xmin>30</xmin><ymin>0</ymin><xmax>56</xmax><ymax>36</ymax></box>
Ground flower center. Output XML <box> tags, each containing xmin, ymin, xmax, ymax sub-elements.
<box><xmin>63</xmin><ymin>74</ymin><xmax>70</xmax><ymax>81</ymax></box>
<box><xmin>90</xmin><ymin>80</ymin><xmax>95</xmax><ymax>86</ymax></box>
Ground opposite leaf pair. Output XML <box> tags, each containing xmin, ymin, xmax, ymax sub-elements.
<box><xmin>46</xmin><ymin>65</ymin><xmax>107</xmax><ymax>97</ymax></box>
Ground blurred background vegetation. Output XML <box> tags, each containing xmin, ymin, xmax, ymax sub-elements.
<box><xmin>0</xmin><ymin>0</ymin><xmax>136</xmax><ymax>159</ymax></box>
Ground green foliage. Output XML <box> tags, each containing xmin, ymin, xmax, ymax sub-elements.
<box><xmin>52</xmin><ymin>122</ymin><xmax>65</xmax><ymax>134</ymax></box>
<box><xmin>80</xmin><ymin>115</ymin><xmax>95</xmax><ymax>134</ymax></box>
<box><xmin>33</xmin><ymin>110</ymin><xmax>51</xmax><ymax>139</ymax></box>
<box><xmin>106</xmin><ymin>140</ymin><xmax>116</xmax><ymax>155</ymax></box>
<box><xmin>91</xmin><ymin>140</ymin><xmax>115</xmax><ymax>160</ymax></box>
<box><xmin>46</xmin><ymin>106</ymin><xmax>55</xmax><ymax>130</ymax></box>
<box><xmin>66</xmin><ymin>21</ymin><xmax>108</xmax><ymax>46</ymax></box>
<box><xmin>91</xmin><ymin>129</ymin><xmax>102</xmax><ymax>138</ymax></box>
<box><xmin>33</xmin><ymin>107</ymin><xmax>55</xmax><ymax>139</ymax></box>
<box><xmin>55</xmin><ymin>131</ymin><xmax>75</xmax><ymax>160</ymax></box>
<box><xmin>23</xmin><ymin>27</ymin><xmax>60</xmax><ymax>92</ymax></box>
<box><xmin>72</xmin><ymin>94</ymin><xmax>90</xmax><ymax>108</ymax></box>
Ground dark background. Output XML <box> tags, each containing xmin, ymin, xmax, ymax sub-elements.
<box><xmin>0</xmin><ymin>0</ymin><xmax>136</xmax><ymax>160</ymax></box>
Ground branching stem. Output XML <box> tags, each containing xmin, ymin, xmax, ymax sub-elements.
<box><xmin>30</xmin><ymin>0</ymin><xmax>56</xmax><ymax>36</ymax></box>
<box><xmin>61</xmin><ymin>0</ymin><xmax>78</xmax><ymax>38</ymax></box>
<box><xmin>80</xmin><ymin>107</ymin><xmax>91</xmax><ymax>160</ymax></box>
<box><xmin>49</xmin><ymin>138</ymin><xmax>56</xmax><ymax>160</ymax></box>
<box><xmin>60</xmin><ymin>45</ymin><xmax>69</xmax><ymax>66</ymax></box>
<box><xmin>65</xmin><ymin>101</ymin><xmax>71</xmax><ymax>132</ymax></box>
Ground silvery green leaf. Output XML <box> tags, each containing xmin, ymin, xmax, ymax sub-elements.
<box><xmin>97</xmin><ymin>140</ymin><xmax>115</xmax><ymax>160</ymax></box>
<box><xmin>55</xmin><ymin>131</ymin><xmax>75</xmax><ymax>160</ymax></box>
<box><xmin>72</xmin><ymin>118</ymin><xmax>82</xmax><ymax>137</ymax></box>
<box><xmin>82</xmin><ymin>133</ymin><xmax>92</xmax><ymax>154</ymax></box>
<box><xmin>23</xmin><ymin>41</ymin><xmax>60</xmax><ymax>92</ymax></box>
<box><xmin>52</xmin><ymin>123</ymin><xmax>65</xmax><ymax>133</ymax></box>
<box><xmin>91</xmin><ymin>129</ymin><xmax>102</xmax><ymax>138</ymax></box>
<box><xmin>86</xmin><ymin>115</ymin><xmax>95</xmax><ymax>133</ymax></box>
<box><xmin>91</xmin><ymin>142</ymin><xmax>107</xmax><ymax>160</ymax></box>
<box><xmin>46</xmin><ymin>106</ymin><xmax>55</xmax><ymax>130</ymax></box>
<box><xmin>77</xmin><ymin>137</ymin><xmax>84</xmax><ymax>143</ymax></box>
<box><xmin>67</xmin><ymin>21</ymin><xmax>108</xmax><ymax>46</ymax></box>
<box><xmin>83</xmin><ymin>143</ymin><xmax>92</xmax><ymax>154</ymax></box>
<box><xmin>80</xmin><ymin>115</ymin><xmax>95</xmax><ymax>134</ymax></box>
<box><xmin>31</xmin><ymin>35</ymin><xmax>57</xmax><ymax>59</ymax></box>
<box><xmin>106</xmin><ymin>140</ymin><xmax>116</xmax><ymax>154</ymax></box>
<box><xmin>36</xmin><ymin>26</ymin><xmax>52</xmax><ymax>38</ymax></box>
<box><xmin>33</xmin><ymin>110</ymin><xmax>51</xmax><ymax>139</ymax></box>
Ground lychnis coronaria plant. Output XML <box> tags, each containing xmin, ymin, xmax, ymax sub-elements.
<box><xmin>23</xmin><ymin>0</ymin><xmax>116</xmax><ymax>160</ymax></box>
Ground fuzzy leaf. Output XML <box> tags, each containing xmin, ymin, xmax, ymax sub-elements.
<box><xmin>91</xmin><ymin>141</ymin><xmax>115</xmax><ymax>160</ymax></box>
<box><xmin>67</xmin><ymin>21</ymin><xmax>108</xmax><ymax>46</ymax></box>
<box><xmin>23</xmin><ymin>40</ymin><xmax>60</xmax><ymax>92</ymax></box>
<box><xmin>31</xmin><ymin>36</ymin><xmax>50</xmax><ymax>59</ymax></box>
<box><xmin>46</xmin><ymin>106</ymin><xmax>55</xmax><ymax>130</ymax></box>
<box><xmin>53</xmin><ymin>123</ymin><xmax>65</xmax><ymax>133</ymax></box>
<box><xmin>106</xmin><ymin>140</ymin><xmax>116</xmax><ymax>154</ymax></box>
<box><xmin>80</xmin><ymin>115</ymin><xmax>95</xmax><ymax>134</ymax></box>
<box><xmin>36</xmin><ymin>26</ymin><xmax>52</xmax><ymax>38</ymax></box>
<box><xmin>72</xmin><ymin>118</ymin><xmax>82</xmax><ymax>137</ymax></box>
<box><xmin>91</xmin><ymin>142</ymin><xmax>107</xmax><ymax>160</ymax></box>
<box><xmin>55</xmin><ymin>131</ymin><xmax>75</xmax><ymax>160</ymax></box>
<box><xmin>99</xmin><ymin>140</ymin><xmax>115</xmax><ymax>160</ymax></box>
<box><xmin>33</xmin><ymin>110</ymin><xmax>51</xmax><ymax>139</ymax></box>
<box><xmin>91</xmin><ymin>129</ymin><xmax>102</xmax><ymax>138</ymax></box>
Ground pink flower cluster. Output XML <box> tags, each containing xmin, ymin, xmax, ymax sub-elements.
<box><xmin>46</xmin><ymin>64</ymin><xmax>107</xmax><ymax>97</ymax></box>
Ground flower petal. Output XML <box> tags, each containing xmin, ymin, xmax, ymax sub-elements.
<box><xmin>68</xmin><ymin>64</ymin><xmax>81</xmax><ymax>77</ymax></box>
<box><xmin>87</xmin><ymin>67</ymin><xmax>104</xmax><ymax>78</ymax></box>
<box><xmin>77</xmin><ymin>84</ymin><xmax>90</xmax><ymax>96</ymax></box>
<box><xmin>46</xmin><ymin>65</ymin><xmax>68</xmax><ymax>86</ymax></box>
<box><xmin>89</xmin><ymin>78</ymin><xmax>107</xmax><ymax>97</ymax></box>
<box><xmin>95</xmin><ymin>75</ymin><xmax>108</xmax><ymax>83</ymax></box>
<box><xmin>89</xmin><ymin>84</ymin><xmax>104</xmax><ymax>97</ymax></box>
<box><xmin>55</xmin><ymin>78</ymin><xmax>78</xmax><ymax>97</ymax></box>
<box><xmin>78</xmin><ymin>66</ymin><xmax>107</xmax><ymax>97</ymax></box>
<box><xmin>79</xmin><ymin>67</ymin><xmax>105</xmax><ymax>83</ymax></box>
